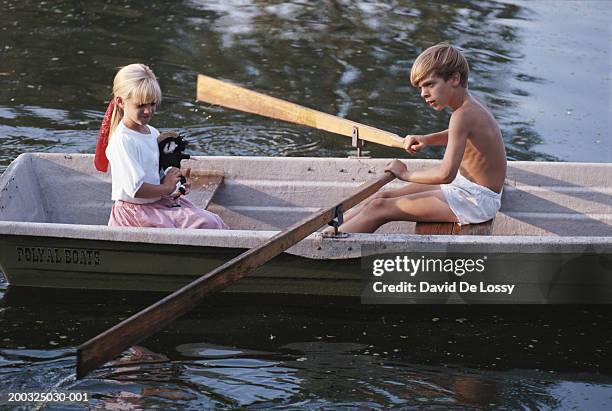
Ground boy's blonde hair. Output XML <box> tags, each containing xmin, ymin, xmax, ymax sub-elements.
<box><xmin>109</xmin><ymin>63</ymin><xmax>162</xmax><ymax>138</ymax></box>
<box><xmin>410</xmin><ymin>43</ymin><xmax>469</xmax><ymax>88</ymax></box>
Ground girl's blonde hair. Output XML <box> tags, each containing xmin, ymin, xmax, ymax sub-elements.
<box><xmin>109</xmin><ymin>63</ymin><xmax>162</xmax><ymax>138</ymax></box>
<box><xmin>410</xmin><ymin>43</ymin><xmax>469</xmax><ymax>88</ymax></box>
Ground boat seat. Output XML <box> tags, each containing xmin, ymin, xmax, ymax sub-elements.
<box><xmin>414</xmin><ymin>219</ymin><xmax>494</xmax><ymax>235</ymax></box>
<box><xmin>185</xmin><ymin>169</ymin><xmax>224</xmax><ymax>209</ymax></box>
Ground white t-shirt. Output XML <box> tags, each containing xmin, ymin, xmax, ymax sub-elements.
<box><xmin>106</xmin><ymin>121</ymin><xmax>161</xmax><ymax>204</ymax></box>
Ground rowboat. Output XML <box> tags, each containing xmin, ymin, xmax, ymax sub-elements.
<box><xmin>0</xmin><ymin>152</ymin><xmax>610</xmax><ymax>303</ymax></box>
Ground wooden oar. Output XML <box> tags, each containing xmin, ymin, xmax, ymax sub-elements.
<box><xmin>76</xmin><ymin>171</ymin><xmax>396</xmax><ymax>379</ymax></box>
<box><xmin>196</xmin><ymin>74</ymin><xmax>405</xmax><ymax>149</ymax></box>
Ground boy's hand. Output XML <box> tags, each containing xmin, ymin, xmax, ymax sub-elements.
<box><xmin>404</xmin><ymin>135</ymin><xmax>427</xmax><ymax>154</ymax></box>
<box><xmin>384</xmin><ymin>159</ymin><xmax>409</xmax><ymax>180</ymax></box>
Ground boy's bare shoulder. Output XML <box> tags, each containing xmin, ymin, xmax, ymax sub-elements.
<box><xmin>447</xmin><ymin>103</ymin><xmax>480</xmax><ymax>137</ymax></box>
<box><xmin>453</xmin><ymin>98</ymin><xmax>492</xmax><ymax>122</ymax></box>
<box><xmin>450</xmin><ymin>97</ymin><xmax>499</xmax><ymax>136</ymax></box>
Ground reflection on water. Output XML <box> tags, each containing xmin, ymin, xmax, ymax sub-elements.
<box><xmin>3</xmin><ymin>342</ymin><xmax>612</xmax><ymax>410</ymax></box>
<box><xmin>189</xmin><ymin>123</ymin><xmax>325</xmax><ymax>157</ymax></box>
<box><xmin>1</xmin><ymin>283</ymin><xmax>612</xmax><ymax>409</ymax></box>
<box><xmin>1</xmin><ymin>0</ymin><xmax>610</xmax><ymax>172</ymax></box>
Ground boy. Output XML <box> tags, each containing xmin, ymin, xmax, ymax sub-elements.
<box><xmin>331</xmin><ymin>42</ymin><xmax>507</xmax><ymax>233</ymax></box>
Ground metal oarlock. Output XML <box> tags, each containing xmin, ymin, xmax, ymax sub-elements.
<box><xmin>352</xmin><ymin>126</ymin><xmax>365</xmax><ymax>157</ymax></box>
<box><xmin>325</xmin><ymin>205</ymin><xmax>349</xmax><ymax>238</ymax></box>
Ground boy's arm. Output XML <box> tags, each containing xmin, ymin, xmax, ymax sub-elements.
<box><xmin>391</xmin><ymin>116</ymin><xmax>467</xmax><ymax>184</ymax></box>
<box><xmin>404</xmin><ymin>129</ymin><xmax>448</xmax><ymax>154</ymax></box>
<box><xmin>423</xmin><ymin>129</ymin><xmax>449</xmax><ymax>145</ymax></box>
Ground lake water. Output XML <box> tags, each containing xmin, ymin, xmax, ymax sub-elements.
<box><xmin>1</xmin><ymin>0</ymin><xmax>611</xmax><ymax>409</ymax></box>
<box><xmin>2</xmin><ymin>284</ymin><xmax>612</xmax><ymax>410</ymax></box>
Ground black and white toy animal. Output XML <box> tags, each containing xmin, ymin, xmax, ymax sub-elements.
<box><xmin>157</xmin><ymin>131</ymin><xmax>191</xmax><ymax>198</ymax></box>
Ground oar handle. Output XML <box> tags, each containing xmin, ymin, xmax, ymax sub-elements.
<box><xmin>196</xmin><ymin>74</ymin><xmax>405</xmax><ymax>149</ymax></box>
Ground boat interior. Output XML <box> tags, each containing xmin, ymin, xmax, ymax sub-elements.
<box><xmin>0</xmin><ymin>153</ymin><xmax>611</xmax><ymax>237</ymax></box>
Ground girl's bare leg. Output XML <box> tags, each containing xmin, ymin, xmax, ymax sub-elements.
<box><xmin>322</xmin><ymin>183</ymin><xmax>440</xmax><ymax>234</ymax></box>
<box><xmin>336</xmin><ymin>189</ymin><xmax>458</xmax><ymax>233</ymax></box>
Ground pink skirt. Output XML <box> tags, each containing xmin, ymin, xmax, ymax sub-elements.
<box><xmin>108</xmin><ymin>198</ymin><xmax>229</xmax><ymax>230</ymax></box>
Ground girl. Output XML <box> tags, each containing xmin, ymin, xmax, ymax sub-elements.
<box><xmin>94</xmin><ymin>63</ymin><xmax>228</xmax><ymax>230</ymax></box>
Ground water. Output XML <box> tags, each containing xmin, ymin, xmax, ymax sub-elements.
<box><xmin>0</xmin><ymin>0</ymin><xmax>610</xmax><ymax>171</ymax></box>
<box><xmin>1</xmin><ymin>0</ymin><xmax>611</xmax><ymax>408</ymax></box>
<box><xmin>1</xmin><ymin>283</ymin><xmax>612</xmax><ymax>409</ymax></box>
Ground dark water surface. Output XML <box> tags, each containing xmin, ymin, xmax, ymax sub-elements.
<box><xmin>0</xmin><ymin>0</ymin><xmax>610</xmax><ymax>168</ymax></box>
<box><xmin>1</xmin><ymin>282</ymin><xmax>612</xmax><ymax>410</ymax></box>
<box><xmin>1</xmin><ymin>0</ymin><xmax>612</xmax><ymax>409</ymax></box>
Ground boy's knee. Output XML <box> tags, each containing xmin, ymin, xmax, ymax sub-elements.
<box><xmin>365</xmin><ymin>198</ymin><xmax>394</xmax><ymax>226</ymax></box>
<box><xmin>368</xmin><ymin>197</ymin><xmax>387</xmax><ymax>210</ymax></box>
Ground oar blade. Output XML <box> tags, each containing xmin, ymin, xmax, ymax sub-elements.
<box><xmin>197</xmin><ymin>74</ymin><xmax>315</xmax><ymax>128</ymax></box>
<box><xmin>196</xmin><ymin>74</ymin><xmax>404</xmax><ymax>148</ymax></box>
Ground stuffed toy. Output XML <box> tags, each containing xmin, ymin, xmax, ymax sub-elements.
<box><xmin>157</xmin><ymin>131</ymin><xmax>191</xmax><ymax>198</ymax></box>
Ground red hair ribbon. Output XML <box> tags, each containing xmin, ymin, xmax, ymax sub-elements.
<box><xmin>94</xmin><ymin>99</ymin><xmax>115</xmax><ymax>172</ymax></box>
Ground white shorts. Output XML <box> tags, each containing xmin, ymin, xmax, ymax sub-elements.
<box><xmin>440</xmin><ymin>172</ymin><xmax>502</xmax><ymax>225</ymax></box>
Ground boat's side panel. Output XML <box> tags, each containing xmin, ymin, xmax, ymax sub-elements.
<box><xmin>187</xmin><ymin>156</ymin><xmax>612</xmax><ymax>237</ymax></box>
<box><xmin>499</xmin><ymin>162</ymin><xmax>612</xmax><ymax>237</ymax></box>
<box><xmin>2</xmin><ymin>232</ymin><xmax>610</xmax><ymax>302</ymax></box>
<box><xmin>32</xmin><ymin>155</ymin><xmax>112</xmax><ymax>225</ymax></box>
<box><xmin>0</xmin><ymin>234</ymin><xmax>363</xmax><ymax>295</ymax></box>
<box><xmin>0</xmin><ymin>154</ymin><xmax>48</xmax><ymax>223</ymax></box>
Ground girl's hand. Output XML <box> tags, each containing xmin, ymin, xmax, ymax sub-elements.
<box><xmin>404</xmin><ymin>135</ymin><xmax>427</xmax><ymax>154</ymax></box>
<box><xmin>384</xmin><ymin>159</ymin><xmax>409</xmax><ymax>180</ymax></box>
<box><xmin>182</xmin><ymin>181</ymin><xmax>191</xmax><ymax>195</ymax></box>
<box><xmin>161</xmin><ymin>167</ymin><xmax>181</xmax><ymax>195</ymax></box>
